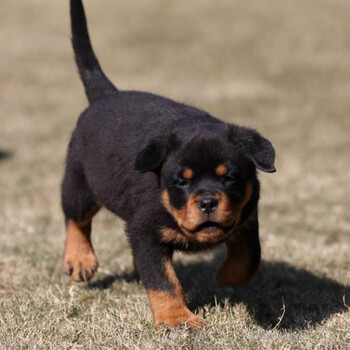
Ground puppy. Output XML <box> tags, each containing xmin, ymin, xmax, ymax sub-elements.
<box><xmin>62</xmin><ymin>0</ymin><xmax>276</xmax><ymax>329</ymax></box>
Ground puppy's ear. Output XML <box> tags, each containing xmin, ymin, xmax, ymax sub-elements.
<box><xmin>228</xmin><ymin>125</ymin><xmax>276</xmax><ymax>173</ymax></box>
<box><xmin>134</xmin><ymin>140</ymin><xmax>167</xmax><ymax>172</ymax></box>
<box><xmin>134</xmin><ymin>134</ymin><xmax>178</xmax><ymax>172</ymax></box>
<box><xmin>246</xmin><ymin>132</ymin><xmax>276</xmax><ymax>173</ymax></box>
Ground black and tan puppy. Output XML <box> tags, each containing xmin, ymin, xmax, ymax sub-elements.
<box><xmin>62</xmin><ymin>0</ymin><xmax>276</xmax><ymax>329</ymax></box>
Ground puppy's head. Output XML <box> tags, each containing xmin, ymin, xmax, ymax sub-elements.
<box><xmin>135</xmin><ymin>123</ymin><xmax>275</xmax><ymax>243</ymax></box>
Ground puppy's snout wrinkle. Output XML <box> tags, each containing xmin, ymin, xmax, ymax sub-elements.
<box><xmin>197</xmin><ymin>197</ymin><xmax>218</xmax><ymax>214</ymax></box>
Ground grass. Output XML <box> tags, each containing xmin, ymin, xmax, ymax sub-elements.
<box><xmin>0</xmin><ymin>0</ymin><xmax>349</xmax><ymax>348</ymax></box>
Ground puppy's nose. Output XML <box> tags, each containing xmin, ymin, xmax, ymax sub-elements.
<box><xmin>198</xmin><ymin>197</ymin><xmax>218</xmax><ymax>214</ymax></box>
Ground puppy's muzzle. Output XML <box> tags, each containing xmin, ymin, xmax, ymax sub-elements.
<box><xmin>197</xmin><ymin>197</ymin><xmax>218</xmax><ymax>214</ymax></box>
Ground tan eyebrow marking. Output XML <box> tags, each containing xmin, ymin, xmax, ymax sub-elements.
<box><xmin>182</xmin><ymin>167</ymin><xmax>194</xmax><ymax>179</ymax></box>
<box><xmin>216</xmin><ymin>164</ymin><xmax>228</xmax><ymax>176</ymax></box>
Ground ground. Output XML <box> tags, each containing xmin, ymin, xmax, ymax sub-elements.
<box><xmin>0</xmin><ymin>0</ymin><xmax>349</xmax><ymax>349</ymax></box>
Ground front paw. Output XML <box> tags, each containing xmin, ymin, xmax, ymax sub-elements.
<box><xmin>155</xmin><ymin>309</ymin><xmax>205</xmax><ymax>330</ymax></box>
<box><xmin>63</xmin><ymin>248</ymin><xmax>99</xmax><ymax>282</ymax></box>
<box><xmin>149</xmin><ymin>292</ymin><xmax>206</xmax><ymax>330</ymax></box>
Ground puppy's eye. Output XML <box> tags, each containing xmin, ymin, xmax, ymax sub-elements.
<box><xmin>178</xmin><ymin>179</ymin><xmax>189</xmax><ymax>187</ymax></box>
<box><xmin>174</xmin><ymin>178</ymin><xmax>189</xmax><ymax>187</ymax></box>
<box><xmin>224</xmin><ymin>175</ymin><xmax>236</xmax><ymax>184</ymax></box>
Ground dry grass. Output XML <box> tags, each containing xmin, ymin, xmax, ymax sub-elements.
<box><xmin>0</xmin><ymin>0</ymin><xmax>349</xmax><ymax>348</ymax></box>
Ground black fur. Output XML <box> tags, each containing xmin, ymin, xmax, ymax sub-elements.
<box><xmin>70</xmin><ymin>0</ymin><xmax>117</xmax><ymax>102</ymax></box>
<box><xmin>63</xmin><ymin>0</ymin><xmax>276</xmax><ymax>303</ymax></box>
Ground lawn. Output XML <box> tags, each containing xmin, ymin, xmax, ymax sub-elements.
<box><xmin>0</xmin><ymin>0</ymin><xmax>349</xmax><ymax>348</ymax></box>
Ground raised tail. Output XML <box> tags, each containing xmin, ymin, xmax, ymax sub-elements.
<box><xmin>70</xmin><ymin>0</ymin><xmax>117</xmax><ymax>103</ymax></box>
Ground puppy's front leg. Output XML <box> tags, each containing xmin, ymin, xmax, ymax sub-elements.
<box><xmin>131</xmin><ymin>236</ymin><xmax>205</xmax><ymax>330</ymax></box>
<box><xmin>216</xmin><ymin>216</ymin><xmax>261</xmax><ymax>286</ymax></box>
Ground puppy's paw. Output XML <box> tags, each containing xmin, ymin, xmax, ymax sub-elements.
<box><xmin>155</xmin><ymin>309</ymin><xmax>205</xmax><ymax>331</ymax></box>
<box><xmin>63</xmin><ymin>248</ymin><xmax>99</xmax><ymax>282</ymax></box>
<box><xmin>183</xmin><ymin>314</ymin><xmax>206</xmax><ymax>330</ymax></box>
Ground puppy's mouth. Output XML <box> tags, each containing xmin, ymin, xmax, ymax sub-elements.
<box><xmin>188</xmin><ymin>221</ymin><xmax>231</xmax><ymax>235</ymax></box>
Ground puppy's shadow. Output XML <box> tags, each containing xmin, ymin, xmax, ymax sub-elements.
<box><xmin>87</xmin><ymin>251</ymin><xmax>349</xmax><ymax>331</ymax></box>
<box><xmin>175</xmin><ymin>251</ymin><xmax>350</xmax><ymax>331</ymax></box>
<box><xmin>88</xmin><ymin>271</ymin><xmax>138</xmax><ymax>290</ymax></box>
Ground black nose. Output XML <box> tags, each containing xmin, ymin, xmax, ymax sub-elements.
<box><xmin>198</xmin><ymin>197</ymin><xmax>218</xmax><ymax>214</ymax></box>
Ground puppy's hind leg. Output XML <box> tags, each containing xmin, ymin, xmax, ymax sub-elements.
<box><xmin>61</xmin><ymin>164</ymin><xmax>100</xmax><ymax>282</ymax></box>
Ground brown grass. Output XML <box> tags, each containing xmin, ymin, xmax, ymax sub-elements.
<box><xmin>0</xmin><ymin>0</ymin><xmax>349</xmax><ymax>348</ymax></box>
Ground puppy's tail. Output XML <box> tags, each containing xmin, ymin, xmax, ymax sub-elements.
<box><xmin>70</xmin><ymin>0</ymin><xmax>117</xmax><ymax>103</ymax></box>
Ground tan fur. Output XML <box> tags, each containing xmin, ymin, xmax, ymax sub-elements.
<box><xmin>160</xmin><ymin>228</ymin><xmax>190</xmax><ymax>246</ymax></box>
<box><xmin>63</xmin><ymin>204</ymin><xmax>100</xmax><ymax>282</ymax></box>
<box><xmin>236</xmin><ymin>182</ymin><xmax>253</xmax><ymax>222</ymax></box>
<box><xmin>162</xmin><ymin>190</ymin><xmax>187</xmax><ymax>228</ymax></box>
<box><xmin>147</xmin><ymin>260</ymin><xmax>205</xmax><ymax>329</ymax></box>
<box><xmin>161</xmin><ymin>182</ymin><xmax>253</xmax><ymax>240</ymax></box>
<box><xmin>215</xmin><ymin>164</ymin><xmax>228</xmax><ymax>176</ymax></box>
<box><xmin>182</xmin><ymin>167</ymin><xmax>194</xmax><ymax>179</ymax></box>
<box><xmin>160</xmin><ymin>227</ymin><xmax>229</xmax><ymax>245</ymax></box>
<box><xmin>218</xmin><ymin>182</ymin><xmax>253</xmax><ymax>226</ymax></box>
<box><xmin>216</xmin><ymin>232</ymin><xmax>260</xmax><ymax>286</ymax></box>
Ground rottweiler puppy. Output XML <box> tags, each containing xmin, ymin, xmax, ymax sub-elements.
<box><xmin>62</xmin><ymin>0</ymin><xmax>276</xmax><ymax>329</ymax></box>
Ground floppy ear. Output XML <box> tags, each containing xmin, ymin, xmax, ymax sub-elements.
<box><xmin>246</xmin><ymin>132</ymin><xmax>276</xmax><ymax>173</ymax></box>
<box><xmin>134</xmin><ymin>134</ymin><xmax>179</xmax><ymax>173</ymax></box>
<box><xmin>228</xmin><ymin>125</ymin><xmax>276</xmax><ymax>173</ymax></box>
<box><xmin>134</xmin><ymin>140</ymin><xmax>168</xmax><ymax>173</ymax></box>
